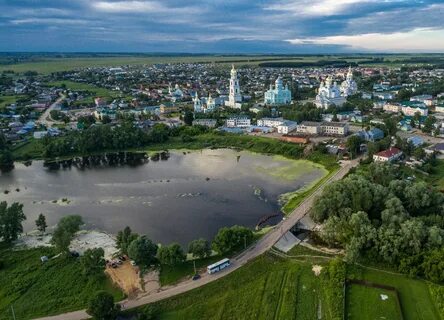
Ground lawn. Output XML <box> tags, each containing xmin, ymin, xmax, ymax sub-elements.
<box><xmin>346</xmin><ymin>283</ymin><xmax>401</xmax><ymax>320</ymax></box>
<box><xmin>11</xmin><ymin>138</ymin><xmax>44</xmax><ymax>160</ymax></box>
<box><xmin>0</xmin><ymin>245</ymin><xmax>124</xmax><ymax>320</ymax></box>
<box><xmin>348</xmin><ymin>266</ymin><xmax>442</xmax><ymax>320</ymax></box>
<box><xmin>0</xmin><ymin>95</ymin><xmax>23</xmax><ymax>110</ymax></box>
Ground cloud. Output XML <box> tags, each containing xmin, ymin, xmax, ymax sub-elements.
<box><xmin>264</xmin><ymin>0</ymin><xmax>393</xmax><ymax>16</ymax></box>
<box><xmin>286</xmin><ymin>28</ymin><xmax>444</xmax><ymax>52</ymax></box>
<box><xmin>91</xmin><ymin>0</ymin><xmax>202</xmax><ymax>14</ymax></box>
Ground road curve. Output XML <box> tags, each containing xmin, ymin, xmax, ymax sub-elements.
<box><xmin>35</xmin><ymin>159</ymin><xmax>359</xmax><ymax>320</ymax></box>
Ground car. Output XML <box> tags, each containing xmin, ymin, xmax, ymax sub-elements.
<box><xmin>119</xmin><ymin>255</ymin><xmax>126</xmax><ymax>261</ymax></box>
<box><xmin>111</xmin><ymin>263</ymin><xmax>118</xmax><ymax>268</ymax></box>
<box><xmin>116</xmin><ymin>259</ymin><xmax>123</xmax><ymax>265</ymax></box>
<box><xmin>70</xmin><ymin>251</ymin><xmax>80</xmax><ymax>257</ymax></box>
<box><xmin>192</xmin><ymin>274</ymin><xmax>201</xmax><ymax>281</ymax></box>
<box><xmin>130</xmin><ymin>260</ymin><xmax>136</xmax><ymax>266</ymax></box>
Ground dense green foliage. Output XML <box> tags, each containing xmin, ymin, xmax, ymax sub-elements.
<box><xmin>51</xmin><ymin>215</ymin><xmax>83</xmax><ymax>253</ymax></box>
<box><xmin>321</xmin><ymin>258</ymin><xmax>347</xmax><ymax>320</ymax></box>
<box><xmin>80</xmin><ymin>248</ymin><xmax>106</xmax><ymax>276</ymax></box>
<box><xmin>87</xmin><ymin>290</ymin><xmax>120</xmax><ymax>320</ymax></box>
<box><xmin>429</xmin><ymin>283</ymin><xmax>444</xmax><ymax>318</ymax></box>
<box><xmin>127</xmin><ymin>235</ymin><xmax>158</xmax><ymax>267</ymax></box>
<box><xmin>0</xmin><ymin>132</ymin><xmax>14</xmax><ymax>172</ymax></box>
<box><xmin>116</xmin><ymin>226</ymin><xmax>138</xmax><ymax>255</ymax></box>
<box><xmin>0</xmin><ymin>202</ymin><xmax>26</xmax><ymax>243</ymax></box>
<box><xmin>312</xmin><ymin>163</ymin><xmax>444</xmax><ymax>281</ymax></box>
<box><xmin>157</xmin><ymin>243</ymin><xmax>186</xmax><ymax>266</ymax></box>
<box><xmin>211</xmin><ymin>225</ymin><xmax>254</xmax><ymax>254</ymax></box>
<box><xmin>188</xmin><ymin>238</ymin><xmax>211</xmax><ymax>259</ymax></box>
<box><xmin>35</xmin><ymin>213</ymin><xmax>47</xmax><ymax>234</ymax></box>
<box><xmin>0</xmin><ymin>246</ymin><xmax>123</xmax><ymax>320</ymax></box>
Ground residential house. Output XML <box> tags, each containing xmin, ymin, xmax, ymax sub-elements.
<box><xmin>373</xmin><ymin>147</ymin><xmax>403</xmax><ymax>162</ymax></box>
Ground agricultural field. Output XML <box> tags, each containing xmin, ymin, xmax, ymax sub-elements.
<box><xmin>345</xmin><ymin>283</ymin><xmax>401</xmax><ymax>320</ymax></box>
<box><xmin>2</xmin><ymin>54</ymin><xmax>444</xmax><ymax>74</ymax></box>
<box><xmin>0</xmin><ymin>245</ymin><xmax>124</xmax><ymax>320</ymax></box>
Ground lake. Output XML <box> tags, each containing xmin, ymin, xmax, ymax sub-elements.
<box><xmin>0</xmin><ymin>149</ymin><xmax>326</xmax><ymax>245</ymax></box>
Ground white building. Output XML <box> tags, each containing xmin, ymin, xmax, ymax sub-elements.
<box><xmin>257</xmin><ymin>117</ymin><xmax>284</xmax><ymax>128</ymax></box>
<box><xmin>340</xmin><ymin>67</ymin><xmax>358</xmax><ymax>97</ymax></box>
<box><xmin>297</xmin><ymin>121</ymin><xmax>322</xmax><ymax>135</ymax></box>
<box><xmin>193</xmin><ymin>93</ymin><xmax>202</xmax><ymax>113</ymax></box>
<box><xmin>226</xmin><ymin>116</ymin><xmax>251</xmax><ymax>128</ymax></box>
<box><xmin>401</xmin><ymin>102</ymin><xmax>429</xmax><ymax>116</ymax></box>
<box><xmin>373</xmin><ymin>147</ymin><xmax>403</xmax><ymax>162</ymax></box>
<box><xmin>225</xmin><ymin>65</ymin><xmax>242</xmax><ymax>109</ymax></box>
<box><xmin>321</xmin><ymin>122</ymin><xmax>349</xmax><ymax>136</ymax></box>
<box><xmin>193</xmin><ymin>119</ymin><xmax>217</xmax><ymax>128</ymax></box>
<box><xmin>264</xmin><ymin>76</ymin><xmax>292</xmax><ymax>106</ymax></box>
<box><xmin>277</xmin><ymin>120</ymin><xmax>298</xmax><ymax>134</ymax></box>
<box><xmin>315</xmin><ymin>76</ymin><xmax>346</xmax><ymax>109</ymax></box>
<box><xmin>383</xmin><ymin>103</ymin><xmax>401</xmax><ymax>113</ymax></box>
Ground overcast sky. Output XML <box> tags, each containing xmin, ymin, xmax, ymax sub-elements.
<box><xmin>1</xmin><ymin>0</ymin><xmax>443</xmax><ymax>53</ymax></box>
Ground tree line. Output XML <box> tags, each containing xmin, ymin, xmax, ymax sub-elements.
<box><xmin>312</xmin><ymin>162</ymin><xmax>444</xmax><ymax>282</ymax></box>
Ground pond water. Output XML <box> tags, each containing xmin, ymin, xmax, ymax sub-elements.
<box><xmin>0</xmin><ymin>149</ymin><xmax>326</xmax><ymax>245</ymax></box>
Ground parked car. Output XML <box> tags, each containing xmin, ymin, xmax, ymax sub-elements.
<box><xmin>192</xmin><ymin>274</ymin><xmax>201</xmax><ymax>281</ymax></box>
<box><xmin>130</xmin><ymin>260</ymin><xmax>136</xmax><ymax>266</ymax></box>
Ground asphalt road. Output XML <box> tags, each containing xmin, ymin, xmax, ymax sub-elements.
<box><xmin>35</xmin><ymin>158</ymin><xmax>359</xmax><ymax>320</ymax></box>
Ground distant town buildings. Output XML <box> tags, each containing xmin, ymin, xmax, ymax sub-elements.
<box><xmin>264</xmin><ymin>76</ymin><xmax>292</xmax><ymax>106</ymax></box>
<box><xmin>225</xmin><ymin>65</ymin><xmax>242</xmax><ymax>109</ymax></box>
<box><xmin>225</xmin><ymin>116</ymin><xmax>251</xmax><ymax>128</ymax></box>
<box><xmin>192</xmin><ymin>119</ymin><xmax>217</xmax><ymax>128</ymax></box>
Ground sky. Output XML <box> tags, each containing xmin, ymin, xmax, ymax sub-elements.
<box><xmin>0</xmin><ymin>0</ymin><xmax>443</xmax><ymax>53</ymax></box>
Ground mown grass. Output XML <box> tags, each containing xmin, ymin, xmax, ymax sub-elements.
<box><xmin>0</xmin><ymin>245</ymin><xmax>124</xmax><ymax>320</ymax></box>
<box><xmin>348</xmin><ymin>266</ymin><xmax>442</xmax><ymax>320</ymax></box>
<box><xmin>10</xmin><ymin>138</ymin><xmax>43</xmax><ymax>160</ymax></box>
<box><xmin>345</xmin><ymin>284</ymin><xmax>401</xmax><ymax>320</ymax></box>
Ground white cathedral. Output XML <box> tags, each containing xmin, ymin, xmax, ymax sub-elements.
<box><xmin>264</xmin><ymin>76</ymin><xmax>292</xmax><ymax>106</ymax></box>
<box><xmin>193</xmin><ymin>93</ymin><xmax>217</xmax><ymax>113</ymax></box>
<box><xmin>224</xmin><ymin>65</ymin><xmax>242</xmax><ymax>109</ymax></box>
<box><xmin>315</xmin><ymin>67</ymin><xmax>358</xmax><ymax>109</ymax></box>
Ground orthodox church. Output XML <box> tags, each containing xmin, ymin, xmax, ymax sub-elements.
<box><xmin>194</xmin><ymin>93</ymin><xmax>217</xmax><ymax>113</ymax></box>
<box><xmin>225</xmin><ymin>65</ymin><xmax>242</xmax><ymax>109</ymax></box>
<box><xmin>340</xmin><ymin>67</ymin><xmax>358</xmax><ymax>97</ymax></box>
<box><xmin>264</xmin><ymin>76</ymin><xmax>292</xmax><ymax>106</ymax></box>
<box><xmin>315</xmin><ymin>67</ymin><xmax>358</xmax><ymax>109</ymax></box>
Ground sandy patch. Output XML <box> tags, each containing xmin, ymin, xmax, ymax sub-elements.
<box><xmin>142</xmin><ymin>270</ymin><xmax>160</xmax><ymax>295</ymax></box>
<box><xmin>106</xmin><ymin>261</ymin><xmax>143</xmax><ymax>297</ymax></box>
<box><xmin>312</xmin><ymin>265</ymin><xmax>323</xmax><ymax>276</ymax></box>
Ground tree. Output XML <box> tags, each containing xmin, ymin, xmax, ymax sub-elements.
<box><xmin>422</xmin><ymin>116</ymin><xmax>436</xmax><ymax>134</ymax></box>
<box><xmin>0</xmin><ymin>201</ymin><xmax>26</xmax><ymax>243</ymax></box>
<box><xmin>0</xmin><ymin>150</ymin><xmax>14</xmax><ymax>172</ymax></box>
<box><xmin>127</xmin><ymin>235</ymin><xmax>158</xmax><ymax>267</ymax></box>
<box><xmin>212</xmin><ymin>225</ymin><xmax>254</xmax><ymax>254</ymax></box>
<box><xmin>87</xmin><ymin>291</ymin><xmax>120</xmax><ymax>320</ymax></box>
<box><xmin>345</xmin><ymin>135</ymin><xmax>362</xmax><ymax>159</ymax></box>
<box><xmin>116</xmin><ymin>226</ymin><xmax>138</xmax><ymax>255</ymax></box>
<box><xmin>184</xmin><ymin>110</ymin><xmax>194</xmax><ymax>126</ymax></box>
<box><xmin>188</xmin><ymin>238</ymin><xmax>211</xmax><ymax>259</ymax></box>
<box><xmin>81</xmin><ymin>248</ymin><xmax>105</xmax><ymax>275</ymax></box>
<box><xmin>157</xmin><ymin>243</ymin><xmax>186</xmax><ymax>266</ymax></box>
<box><xmin>421</xmin><ymin>248</ymin><xmax>444</xmax><ymax>282</ymax></box>
<box><xmin>35</xmin><ymin>213</ymin><xmax>47</xmax><ymax>234</ymax></box>
<box><xmin>51</xmin><ymin>215</ymin><xmax>83</xmax><ymax>252</ymax></box>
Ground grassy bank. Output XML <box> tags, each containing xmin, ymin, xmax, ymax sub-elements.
<box><xmin>0</xmin><ymin>245</ymin><xmax>124</xmax><ymax>320</ymax></box>
<box><xmin>134</xmin><ymin>247</ymin><xmax>443</xmax><ymax>320</ymax></box>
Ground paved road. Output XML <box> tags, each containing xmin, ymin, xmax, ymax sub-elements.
<box><xmin>35</xmin><ymin>158</ymin><xmax>359</xmax><ymax>320</ymax></box>
<box><xmin>37</xmin><ymin>95</ymin><xmax>65</xmax><ymax>127</ymax></box>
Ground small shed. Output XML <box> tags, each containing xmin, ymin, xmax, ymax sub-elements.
<box><xmin>40</xmin><ymin>256</ymin><xmax>48</xmax><ymax>263</ymax></box>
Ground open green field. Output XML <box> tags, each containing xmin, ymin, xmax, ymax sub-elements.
<box><xmin>134</xmin><ymin>246</ymin><xmax>443</xmax><ymax>320</ymax></box>
<box><xmin>47</xmin><ymin>80</ymin><xmax>121</xmax><ymax>103</ymax></box>
<box><xmin>348</xmin><ymin>266</ymin><xmax>441</xmax><ymax>320</ymax></box>
<box><xmin>2</xmin><ymin>54</ymin><xmax>444</xmax><ymax>74</ymax></box>
<box><xmin>0</xmin><ymin>245</ymin><xmax>124</xmax><ymax>320</ymax></box>
<box><xmin>144</xmin><ymin>254</ymin><xmax>332</xmax><ymax>320</ymax></box>
<box><xmin>0</xmin><ymin>95</ymin><xmax>23</xmax><ymax>110</ymax></box>
<box><xmin>346</xmin><ymin>283</ymin><xmax>401</xmax><ymax>320</ymax></box>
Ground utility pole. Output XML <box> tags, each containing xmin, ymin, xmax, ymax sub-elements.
<box><xmin>193</xmin><ymin>260</ymin><xmax>197</xmax><ymax>275</ymax></box>
<box><xmin>244</xmin><ymin>235</ymin><xmax>247</xmax><ymax>249</ymax></box>
<box><xmin>10</xmin><ymin>305</ymin><xmax>16</xmax><ymax>320</ymax></box>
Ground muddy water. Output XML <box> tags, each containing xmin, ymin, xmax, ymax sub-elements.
<box><xmin>0</xmin><ymin>149</ymin><xmax>325</xmax><ymax>245</ymax></box>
